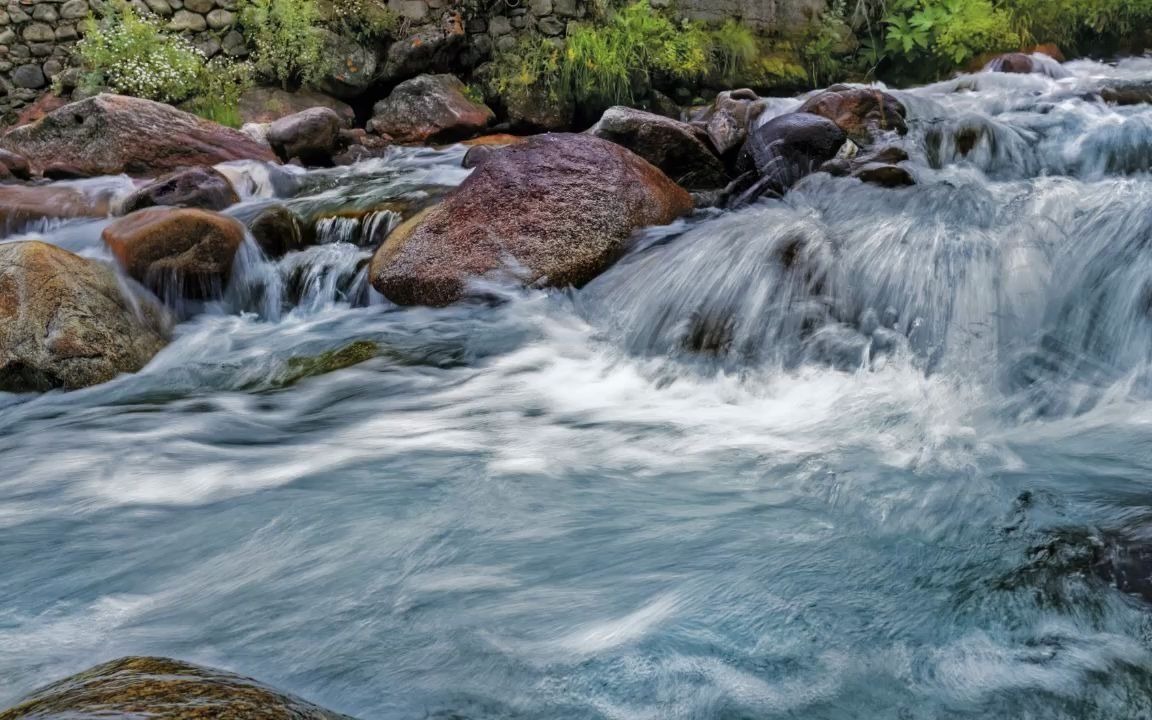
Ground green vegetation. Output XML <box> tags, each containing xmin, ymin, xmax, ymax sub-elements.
<box><xmin>239</xmin><ymin>0</ymin><xmax>327</xmax><ymax>89</ymax></box>
<box><xmin>76</xmin><ymin>2</ymin><xmax>251</xmax><ymax>125</ymax></box>
<box><xmin>320</xmin><ymin>0</ymin><xmax>399</xmax><ymax>44</ymax></box>
<box><xmin>879</xmin><ymin>0</ymin><xmax>1019</xmax><ymax>69</ymax></box>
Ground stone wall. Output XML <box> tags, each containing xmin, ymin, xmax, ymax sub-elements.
<box><xmin>0</xmin><ymin>0</ymin><xmax>248</xmax><ymax>118</ymax></box>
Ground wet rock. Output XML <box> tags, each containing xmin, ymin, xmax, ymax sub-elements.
<box><xmin>102</xmin><ymin>207</ymin><xmax>247</xmax><ymax>300</ymax></box>
<box><xmin>797</xmin><ymin>86</ymin><xmax>907</xmax><ymax>146</ymax></box>
<box><xmin>120</xmin><ymin>166</ymin><xmax>240</xmax><ymax>214</ymax></box>
<box><xmin>0</xmin><ymin>184</ymin><xmax>108</xmax><ymax>233</ymax></box>
<box><xmin>0</xmin><ymin>242</ymin><xmax>168</xmax><ymax>393</ymax></box>
<box><xmin>247</xmin><ymin>204</ymin><xmax>311</xmax><ymax>258</ymax></box>
<box><xmin>238</xmin><ymin>86</ymin><xmax>355</xmax><ymax>126</ymax></box>
<box><xmin>368</xmin><ymin>74</ymin><xmax>494</xmax><ymax>144</ymax></box>
<box><xmin>853</xmin><ymin>162</ymin><xmax>915</xmax><ymax>187</ymax></box>
<box><xmin>370</xmin><ymin>133</ymin><xmax>693</xmax><ymax>306</ymax></box>
<box><xmin>984</xmin><ymin>51</ymin><xmax>1071</xmax><ymax>79</ymax></box>
<box><xmin>695</xmin><ymin>89</ymin><xmax>766</xmax><ymax>158</ymax></box>
<box><xmin>1099</xmin><ymin>81</ymin><xmax>1152</xmax><ymax>106</ymax></box>
<box><xmin>0</xmin><ymin>656</ymin><xmax>354</xmax><ymax>719</ymax></box>
<box><xmin>0</xmin><ymin>94</ymin><xmax>276</xmax><ymax>177</ymax></box>
<box><xmin>0</xmin><ymin>148</ymin><xmax>31</xmax><ymax>180</ymax></box>
<box><xmin>277</xmin><ymin>340</ymin><xmax>379</xmax><ymax>386</ymax></box>
<box><xmin>588</xmin><ymin>106</ymin><xmax>727</xmax><ymax>190</ymax></box>
<box><xmin>734</xmin><ymin>112</ymin><xmax>846</xmax><ymax>203</ymax></box>
<box><xmin>267</xmin><ymin>107</ymin><xmax>343</xmax><ymax>166</ymax></box>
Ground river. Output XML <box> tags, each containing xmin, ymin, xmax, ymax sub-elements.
<box><xmin>4</xmin><ymin>57</ymin><xmax>1152</xmax><ymax>718</ymax></box>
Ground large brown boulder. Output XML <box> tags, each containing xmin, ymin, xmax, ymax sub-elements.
<box><xmin>267</xmin><ymin>107</ymin><xmax>344</xmax><ymax>165</ymax></box>
<box><xmin>797</xmin><ymin>86</ymin><xmax>907</xmax><ymax>146</ymax></box>
<box><xmin>0</xmin><ymin>241</ymin><xmax>168</xmax><ymax>392</ymax></box>
<box><xmin>369</xmin><ymin>133</ymin><xmax>693</xmax><ymax>306</ymax></box>
<box><xmin>0</xmin><ymin>185</ymin><xmax>109</xmax><ymax>235</ymax></box>
<box><xmin>589</xmin><ymin>106</ymin><xmax>728</xmax><ymax>190</ymax></box>
<box><xmin>0</xmin><ymin>94</ymin><xmax>278</xmax><ymax>177</ymax></box>
<box><xmin>120</xmin><ymin>166</ymin><xmax>240</xmax><ymax>214</ymax></box>
<box><xmin>102</xmin><ymin>207</ymin><xmax>247</xmax><ymax>300</ymax></box>
<box><xmin>368</xmin><ymin>74</ymin><xmax>494</xmax><ymax>144</ymax></box>
<box><xmin>0</xmin><ymin>656</ymin><xmax>354</xmax><ymax>719</ymax></box>
<box><xmin>238</xmin><ymin>86</ymin><xmax>355</xmax><ymax>126</ymax></box>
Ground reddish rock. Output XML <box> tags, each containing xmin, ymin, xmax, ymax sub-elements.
<box><xmin>13</xmin><ymin>93</ymin><xmax>68</xmax><ymax>127</ymax></box>
<box><xmin>102</xmin><ymin>207</ymin><xmax>247</xmax><ymax>300</ymax></box>
<box><xmin>986</xmin><ymin>52</ymin><xmax>1036</xmax><ymax>74</ymax></box>
<box><xmin>0</xmin><ymin>94</ymin><xmax>277</xmax><ymax>178</ymax></box>
<box><xmin>0</xmin><ymin>148</ymin><xmax>31</xmax><ymax>180</ymax></box>
<box><xmin>238</xmin><ymin>86</ymin><xmax>355</xmax><ymax>126</ymax></box>
<box><xmin>120</xmin><ymin>166</ymin><xmax>240</xmax><ymax>214</ymax></box>
<box><xmin>0</xmin><ymin>241</ymin><xmax>168</xmax><ymax>392</ymax></box>
<box><xmin>368</xmin><ymin>74</ymin><xmax>494</xmax><ymax>144</ymax></box>
<box><xmin>797</xmin><ymin>86</ymin><xmax>907</xmax><ymax>146</ymax></box>
<box><xmin>0</xmin><ymin>184</ymin><xmax>108</xmax><ymax>234</ymax></box>
<box><xmin>369</xmin><ymin>133</ymin><xmax>693</xmax><ymax>306</ymax></box>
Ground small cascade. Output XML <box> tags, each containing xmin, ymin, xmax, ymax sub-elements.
<box><xmin>314</xmin><ymin>210</ymin><xmax>401</xmax><ymax>247</ymax></box>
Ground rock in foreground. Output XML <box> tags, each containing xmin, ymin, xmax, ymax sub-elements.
<box><xmin>0</xmin><ymin>184</ymin><xmax>109</xmax><ymax>234</ymax></box>
<box><xmin>370</xmin><ymin>133</ymin><xmax>693</xmax><ymax>306</ymax></box>
<box><xmin>0</xmin><ymin>94</ymin><xmax>277</xmax><ymax>177</ymax></box>
<box><xmin>0</xmin><ymin>656</ymin><xmax>354</xmax><ymax>719</ymax></box>
<box><xmin>102</xmin><ymin>207</ymin><xmax>247</xmax><ymax>301</ymax></box>
<box><xmin>0</xmin><ymin>242</ymin><xmax>168</xmax><ymax>392</ymax></box>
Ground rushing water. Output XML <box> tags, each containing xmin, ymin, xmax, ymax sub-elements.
<box><xmin>8</xmin><ymin>58</ymin><xmax>1152</xmax><ymax>718</ymax></box>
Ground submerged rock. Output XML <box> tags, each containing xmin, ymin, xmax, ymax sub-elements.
<box><xmin>0</xmin><ymin>242</ymin><xmax>168</xmax><ymax>392</ymax></box>
<box><xmin>369</xmin><ymin>74</ymin><xmax>494</xmax><ymax>144</ymax></box>
<box><xmin>370</xmin><ymin>133</ymin><xmax>693</xmax><ymax>306</ymax></box>
<box><xmin>0</xmin><ymin>184</ymin><xmax>108</xmax><ymax>234</ymax></box>
<box><xmin>247</xmin><ymin>204</ymin><xmax>312</xmax><ymax>258</ymax></box>
<box><xmin>0</xmin><ymin>656</ymin><xmax>354</xmax><ymax>719</ymax></box>
<box><xmin>0</xmin><ymin>94</ymin><xmax>277</xmax><ymax>177</ymax></box>
<box><xmin>102</xmin><ymin>207</ymin><xmax>246</xmax><ymax>301</ymax></box>
<box><xmin>267</xmin><ymin>107</ymin><xmax>344</xmax><ymax>166</ymax></box>
<box><xmin>797</xmin><ymin>86</ymin><xmax>907</xmax><ymax>146</ymax></box>
<box><xmin>589</xmin><ymin>106</ymin><xmax>728</xmax><ymax>190</ymax></box>
<box><xmin>278</xmin><ymin>340</ymin><xmax>380</xmax><ymax>386</ymax></box>
<box><xmin>120</xmin><ymin>166</ymin><xmax>240</xmax><ymax>214</ymax></box>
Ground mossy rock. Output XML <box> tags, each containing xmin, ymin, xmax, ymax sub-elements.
<box><xmin>278</xmin><ymin>340</ymin><xmax>380</xmax><ymax>386</ymax></box>
<box><xmin>0</xmin><ymin>656</ymin><xmax>355</xmax><ymax>720</ymax></box>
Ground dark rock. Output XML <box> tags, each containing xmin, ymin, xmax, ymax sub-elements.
<box><xmin>0</xmin><ymin>148</ymin><xmax>31</xmax><ymax>180</ymax></box>
<box><xmin>379</xmin><ymin>11</ymin><xmax>466</xmax><ymax>85</ymax></box>
<box><xmin>1099</xmin><ymin>81</ymin><xmax>1152</xmax><ymax>106</ymax></box>
<box><xmin>314</xmin><ymin>28</ymin><xmax>378</xmax><ymax>99</ymax></box>
<box><xmin>102</xmin><ymin>207</ymin><xmax>247</xmax><ymax>301</ymax></box>
<box><xmin>248</xmin><ymin>204</ymin><xmax>311</xmax><ymax>258</ymax></box>
<box><xmin>0</xmin><ymin>656</ymin><xmax>354</xmax><ymax>719</ymax></box>
<box><xmin>238</xmin><ymin>86</ymin><xmax>355</xmax><ymax>126</ymax></box>
<box><xmin>267</xmin><ymin>107</ymin><xmax>343</xmax><ymax>165</ymax></box>
<box><xmin>11</xmin><ymin>63</ymin><xmax>44</xmax><ymax>89</ymax></box>
<box><xmin>588</xmin><ymin>106</ymin><xmax>727</xmax><ymax>189</ymax></box>
<box><xmin>853</xmin><ymin>162</ymin><xmax>915</xmax><ymax>187</ymax></box>
<box><xmin>120</xmin><ymin>166</ymin><xmax>240</xmax><ymax>214</ymax></box>
<box><xmin>735</xmin><ymin>112</ymin><xmax>846</xmax><ymax>202</ymax></box>
<box><xmin>370</xmin><ymin>133</ymin><xmax>693</xmax><ymax>306</ymax></box>
<box><xmin>985</xmin><ymin>52</ymin><xmax>1035</xmax><ymax>74</ymax></box>
<box><xmin>368</xmin><ymin>74</ymin><xmax>494</xmax><ymax>144</ymax></box>
<box><xmin>0</xmin><ymin>242</ymin><xmax>168</xmax><ymax>393</ymax></box>
<box><xmin>0</xmin><ymin>94</ymin><xmax>277</xmax><ymax>177</ymax></box>
<box><xmin>797</xmin><ymin>86</ymin><xmax>907</xmax><ymax>146</ymax></box>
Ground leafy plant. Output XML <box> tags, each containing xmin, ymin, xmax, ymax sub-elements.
<box><xmin>239</xmin><ymin>0</ymin><xmax>327</xmax><ymax>89</ymax></box>
<box><xmin>76</xmin><ymin>1</ymin><xmax>251</xmax><ymax>123</ymax></box>
<box><xmin>881</xmin><ymin>0</ymin><xmax>1018</xmax><ymax>70</ymax></box>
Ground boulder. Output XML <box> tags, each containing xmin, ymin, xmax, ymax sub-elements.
<box><xmin>378</xmin><ymin>11</ymin><xmax>467</xmax><ymax>84</ymax></box>
<box><xmin>588</xmin><ymin>106</ymin><xmax>728</xmax><ymax>189</ymax></box>
<box><xmin>0</xmin><ymin>94</ymin><xmax>277</xmax><ymax>177</ymax></box>
<box><xmin>102</xmin><ymin>207</ymin><xmax>247</xmax><ymax>300</ymax></box>
<box><xmin>0</xmin><ymin>184</ymin><xmax>108</xmax><ymax>234</ymax></box>
<box><xmin>0</xmin><ymin>242</ymin><xmax>168</xmax><ymax>392</ymax></box>
<box><xmin>247</xmin><ymin>204</ymin><xmax>311</xmax><ymax>258</ymax></box>
<box><xmin>734</xmin><ymin>112</ymin><xmax>846</xmax><ymax>203</ymax></box>
<box><xmin>314</xmin><ymin>29</ymin><xmax>379</xmax><ymax>100</ymax></box>
<box><xmin>238</xmin><ymin>86</ymin><xmax>355</xmax><ymax>126</ymax></box>
<box><xmin>0</xmin><ymin>656</ymin><xmax>354</xmax><ymax>719</ymax></box>
<box><xmin>797</xmin><ymin>86</ymin><xmax>907</xmax><ymax>146</ymax></box>
<box><xmin>267</xmin><ymin>107</ymin><xmax>343</xmax><ymax>165</ymax></box>
<box><xmin>120</xmin><ymin>166</ymin><xmax>240</xmax><ymax>214</ymax></box>
<box><xmin>695</xmin><ymin>89</ymin><xmax>766</xmax><ymax>158</ymax></box>
<box><xmin>0</xmin><ymin>148</ymin><xmax>31</xmax><ymax>180</ymax></box>
<box><xmin>369</xmin><ymin>133</ymin><xmax>693</xmax><ymax>306</ymax></box>
<box><xmin>852</xmin><ymin>162</ymin><xmax>915</xmax><ymax>187</ymax></box>
<box><xmin>983</xmin><ymin>51</ymin><xmax>1071</xmax><ymax>79</ymax></box>
<box><xmin>368</xmin><ymin>74</ymin><xmax>494</xmax><ymax>144</ymax></box>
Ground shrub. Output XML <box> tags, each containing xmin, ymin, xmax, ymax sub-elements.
<box><xmin>321</xmin><ymin>0</ymin><xmax>398</xmax><ymax>43</ymax></box>
<box><xmin>239</xmin><ymin>0</ymin><xmax>327</xmax><ymax>88</ymax></box>
<box><xmin>76</xmin><ymin>2</ymin><xmax>251</xmax><ymax>124</ymax></box>
<box><xmin>710</xmin><ymin>19</ymin><xmax>758</xmax><ymax>83</ymax></box>
<box><xmin>882</xmin><ymin>0</ymin><xmax>1018</xmax><ymax>69</ymax></box>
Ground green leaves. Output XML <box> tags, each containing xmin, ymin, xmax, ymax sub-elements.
<box><xmin>881</xmin><ymin>0</ymin><xmax>1018</xmax><ymax>72</ymax></box>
